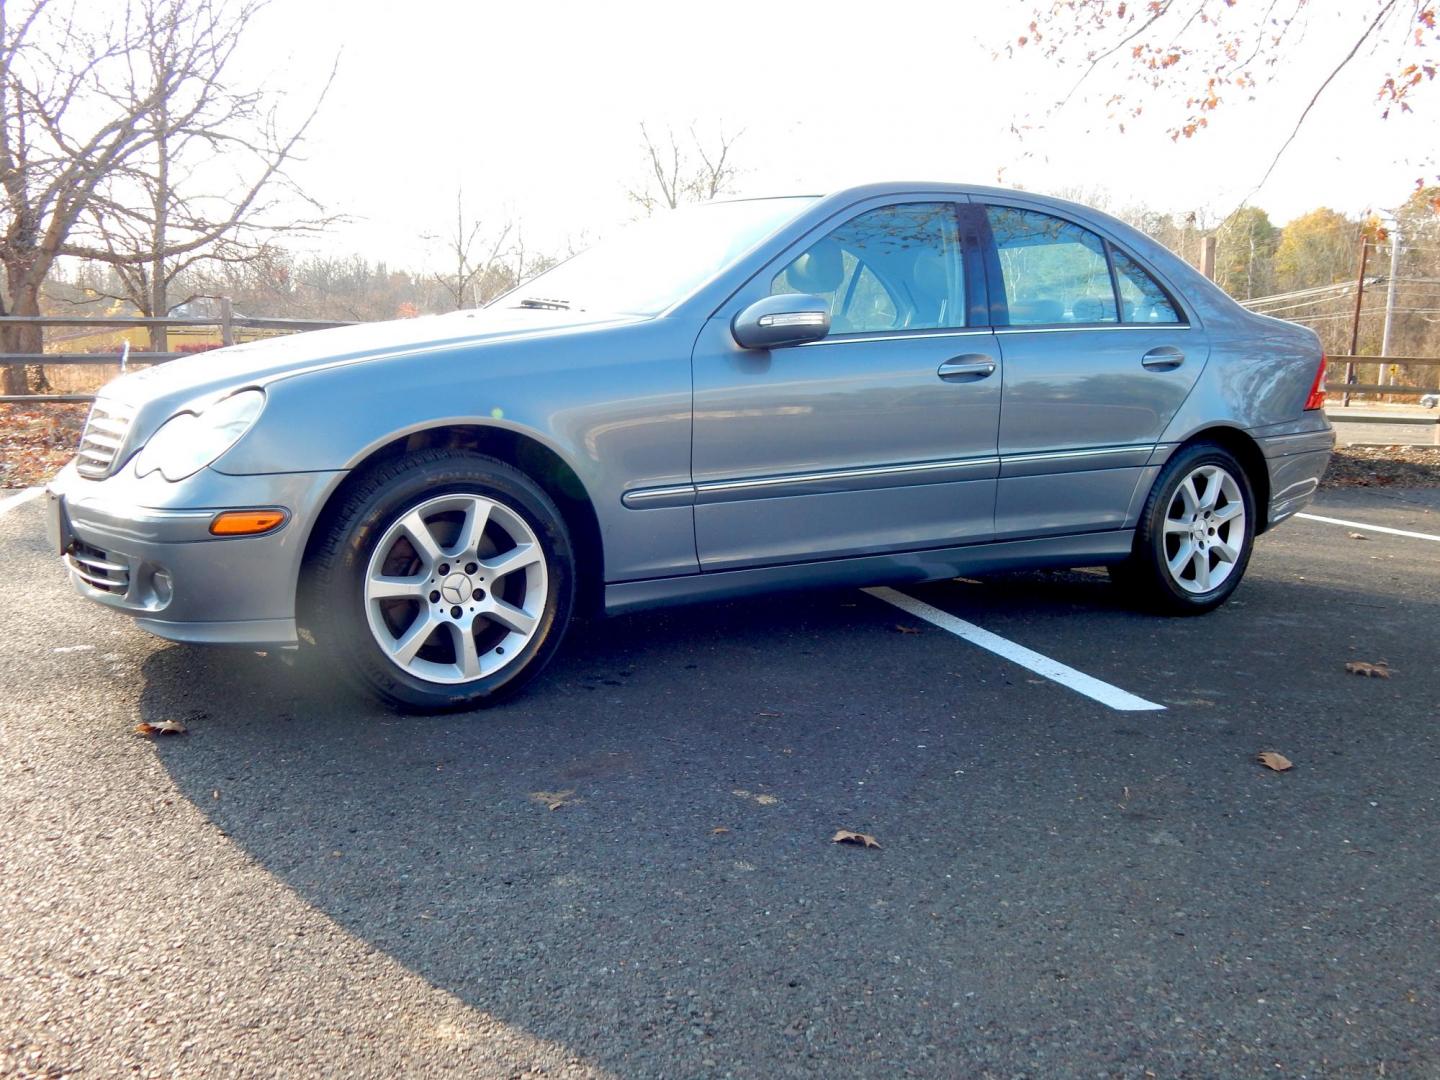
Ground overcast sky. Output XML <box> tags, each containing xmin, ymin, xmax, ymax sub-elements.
<box><xmin>239</xmin><ymin>0</ymin><xmax>1440</xmax><ymax>268</ymax></box>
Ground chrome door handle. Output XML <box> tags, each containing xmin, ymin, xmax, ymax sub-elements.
<box><xmin>937</xmin><ymin>354</ymin><xmax>997</xmax><ymax>381</ymax></box>
<box><xmin>1141</xmin><ymin>346</ymin><xmax>1185</xmax><ymax>370</ymax></box>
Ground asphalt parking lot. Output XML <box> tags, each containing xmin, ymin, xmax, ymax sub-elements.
<box><xmin>2</xmin><ymin>485</ymin><xmax>1437</xmax><ymax>1079</ymax></box>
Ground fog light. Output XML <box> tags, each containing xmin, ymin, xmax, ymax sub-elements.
<box><xmin>209</xmin><ymin>509</ymin><xmax>287</xmax><ymax>536</ymax></box>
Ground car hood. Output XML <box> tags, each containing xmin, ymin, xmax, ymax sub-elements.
<box><xmin>99</xmin><ymin>306</ymin><xmax>646</xmax><ymax>411</ymax></box>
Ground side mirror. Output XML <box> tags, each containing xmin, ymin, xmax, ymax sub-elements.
<box><xmin>731</xmin><ymin>293</ymin><xmax>831</xmax><ymax>350</ymax></box>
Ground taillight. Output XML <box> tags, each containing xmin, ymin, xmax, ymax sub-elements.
<box><xmin>1304</xmin><ymin>354</ymin><xmax>1327</xmax><ymax>411</ymax></box>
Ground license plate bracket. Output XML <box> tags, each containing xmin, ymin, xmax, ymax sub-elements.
<box><xmin>45</xmin><ymin>491</ymin><xmax>72</xmax><ymax>555</ymax></box>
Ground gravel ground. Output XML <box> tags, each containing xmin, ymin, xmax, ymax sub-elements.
<box><xmin>0</xmin><ymin>404</ymin><xmax>86</xmax><ymax>490</ymax></box>
<box><xmin>1323</xmin><ymin>444</ymin><xmax>1440</xmax><ymax>487</ymax></box>
<box><xmin>2</xmin><ymin>487</ymin><xmax>1438</xmax><ymax>1078</ymax></box>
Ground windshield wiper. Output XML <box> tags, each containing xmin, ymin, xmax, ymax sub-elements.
<box><xmin>516</xmin><ymin>297</ymin><xmax>570</xmax><ymax>310</ymax></box>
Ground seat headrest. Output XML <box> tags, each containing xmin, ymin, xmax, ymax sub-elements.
<box><xmin>785</xmin><ymin>237</ymin><xmax>845</xmax><ymax>294</ymax></box>
<box><xmin>911</xmin><ymin>250</ymin><xmax>949</xmax><ymax>301</ymax></box>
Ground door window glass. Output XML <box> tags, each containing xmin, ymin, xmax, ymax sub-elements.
<box><xmin>986</xmin><ymin>207</ymin><xmax>1117</xmax><ymax>325</ymax></box>
<box><xmin>770</xmin><ymin>203</ymin><xmax>963</xmax><ymax>334</ymax></box>
<box><xmin>1113</xmin><ymin>248</ymin><xmax>1182</xmax><ymax>323</ymax></box>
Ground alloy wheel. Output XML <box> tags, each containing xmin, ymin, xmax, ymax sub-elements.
<box><xmin>1161</xmin><ymin>463</ymin><xmax>1247</xmax><ymax>594</ymax></box>
<box><xmin>363</xmin><ymin>493</ymin><xmax>548</xmax><ymax>684</ymax></box>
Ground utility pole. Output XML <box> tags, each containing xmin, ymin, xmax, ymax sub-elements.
<box><xmin>1343</xmin><ymin>235</ymin><xmax>1369</xmax><ymax>408</ymax></box>
<box><xmin>1380</xmin><ymin>220</ymin><xmax>1401</xmax><ymax>389</ymax></box>
<box><xmin>1199</xmin><ymin>235</ymin><xmax>1217</xmax><ymax>281</ymax></box>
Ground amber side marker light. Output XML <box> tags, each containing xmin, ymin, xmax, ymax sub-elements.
<box><xmin>209</xmin><ymin>509</ymin><xmax>287</xmax><ymax>536</ymax></box>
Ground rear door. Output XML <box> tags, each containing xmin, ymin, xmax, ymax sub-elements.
<box><xmin>979</xmin><ymin>202</ymin><xmax>1207</xmax><ymax>539</ymax></box>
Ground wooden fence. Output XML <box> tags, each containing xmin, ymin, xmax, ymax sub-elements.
<box><xmin>0</xmin><ymin>304</ymin><xmax>352</xmax><ymax>403</ymax></box>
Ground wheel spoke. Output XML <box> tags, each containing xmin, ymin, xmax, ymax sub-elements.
<box><xmin>451</xmin><ymin>622</ymin><xmax>482</xmax><ymax>678</ymax></box>
<box><xmin>481</xmin><ymin>597</ymin><xmax>537</xmax><ymax>635</ymax></box>
<box><xmin>482</xmin><ymin>543</ymin><xmax>542</xmax><ymax>581</ymax></box>
<box><xmin>1212</xmin><ymin>502</ymin><xmax>1243</xmax><ymax>524</ymax></box>
<box><xmin>1212</xmin><ymin>538</ymin><xmax>1240</xmax><ymax>564</ymax></box>
<box><xmin>368</xmin><ymin>574</ymin><xmax>426</xmax><ymax>600</ymax></box>
<box><xmin>398</xmin><ymin>510</ymin><xmax>443</xmax><ymax>568</ymax></box>
<box><xmin>1167</xmin><ymin>539</ymin><xmax>1194</xmax><ymax>576</ymax></box>
<box><xmin>1163</xmin><ymin>517</ymin><xmax>1191</xmax><ymax>535</ymax></box>
<box><xmin>1178</xmin><ymin>476</ymin><xmax>1200</xmax><ymax>517</ymax></box>
<box><xmin>388</xmin><ymin>610</ymin><xmax>439</xmax><ymax>664</ymax></box>
<box><xmin>1196</xmin><ymin>468</ymin><xmax>1220</xmax><ymax>512</ymax></box>
<box><xmin>1190</xmin><ymin>548</ymin><xmax>1212</xmax><ymax>591</ymax></box>
<box><xmin>452</xmin><ymin>498</ymin><xmax>492</xmax><ymax>558</ymax></box>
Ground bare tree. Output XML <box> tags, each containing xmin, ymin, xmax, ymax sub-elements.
<box><xmin>72</xmin><ymin>0</ymin><xmax>335</xmax><ymax>350</ymax></box>
<box><xmin>0</xmin><ymin>0</ymin><xmax>333</xmax><ymax>391</ymax></box>
<box><xmin>626</xmin><ymin>122</ymin><xmax>742</xmax><ymax>215</ymax></box>
<box><xmin>427</xmin><ymin>188</ymin><xmax>512</xmax><ymax>310</ymax></box>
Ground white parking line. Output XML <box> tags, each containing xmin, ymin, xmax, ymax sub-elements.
<box><xmin>1296</xmin><ymin>512</ymin><xmax>1440</xmax><ymax>543</ymax></box>
<box><xmin>864</xmin><ymin>586</ymin><xmax>1166</xmax><ymax>712</ymax></box>
<box><xmin>0</xmin><ymin>487</ymin><xmax>41</xmax><ymax>517</ymax></box>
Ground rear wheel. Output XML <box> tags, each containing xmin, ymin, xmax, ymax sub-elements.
<box><xmin>308</xmin><ymin>450</ymin><xmax>575</xmax><ymax>711</ymax></box>
<box><xmin>1112</xmin><ymin>442</ymin><xmax>1255</xmax><ymax>614</ymax></box>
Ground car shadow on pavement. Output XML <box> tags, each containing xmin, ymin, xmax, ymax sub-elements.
<box><xmin>136</xmin><ymin>577</ymin><xmax>1440</xmax><ymax>1077</ymax></box>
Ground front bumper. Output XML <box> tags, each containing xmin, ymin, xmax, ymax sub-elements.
<box><xmin>47</xmin><ymin>459</ymin><xmax>345</xmax><ymax>646</ymax></box>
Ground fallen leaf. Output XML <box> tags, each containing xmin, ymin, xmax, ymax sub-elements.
<box><xmin>530</xmin><ymin>788</ymin><xmax>578</xmax><ymax>810</ymax></box>
<box><xmin>731</xmin><ymin>788</ymin><xmax>780</xmax><ymax>807</ymax></box>
<box><xmin>1348</xmin><ymin>531</ymin><xmax>1369</xmax><ymax>540</ymax></box>
<box><xmin>711</xmin><ymin>826</ymin><xmax>730</xmax><ymax>835</ymax></box>
<box><xmin>1257</xmin><ymin>751</ymin><xmax>1293</xmax><ymax>772</ymax></box>
<box><xmin>134</xmin><ymin>720</ymin><xmax>187</xmax><ymax>737</ymax></box>
<box><xmin>895</xmin><ymin>624</ymin><xmax>921</xmax><ymax>634</ymax></box>
<box><xmin>832</xmin><ymin>829</ymin><xmax>882</xmax><ymax>849</ymax></box>
<box><xmin>1345</xmin><ymin>661</ymin><xmax>1392</xmax><ymax>678</ymax></box>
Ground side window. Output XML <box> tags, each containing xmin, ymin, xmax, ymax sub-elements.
<box><xmin>1113</xmin><ymin>248</ymin><xmax>1182</xmax><ymax>323</ymax></box>
<box><xmin>985</xmin><ymin>207</ymin><xmax>1117</xmax><ymax>326</ymax></box>
<box><xmin>770</xmin><ymin>203</ymin><xmax>963</xmax><ymax>334</ymax></box>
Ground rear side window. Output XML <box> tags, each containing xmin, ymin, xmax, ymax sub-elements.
<box><xmin>771</xmin><ymin>203</ymin><xmax>964</xmax><ymax>335</ymax></box>
<box><xmin>985</xmin><ymin>207</ymin><xmax>1116</xmax><ymax>326</ymax></box>
<box><xmin>1112</xmin><ymin>248</ymin><xmax>1181</xmax><ymax>323</ymax></box>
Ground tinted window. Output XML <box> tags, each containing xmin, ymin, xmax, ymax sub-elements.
<box><xmin>771</xmin><ymin>203</ymin><xmax>963</xmax><ymax>334</ymax></box>
<box><xmin>1113</xmin><ymin>248</ymin><xmax>1182</xmax><ymax>323</ymax></box>
<box><xmin>986</xmin><ymin>207</ymin><xmax>1116</xmax><ymax>325</ymax></box>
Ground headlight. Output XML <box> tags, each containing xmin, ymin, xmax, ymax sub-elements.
<box><xmin>133</xmin><ymin>389</ymin><xmax>266</xmax><ymax>482</ymax></box>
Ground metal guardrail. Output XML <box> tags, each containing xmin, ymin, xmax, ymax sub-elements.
<box><xmin>1327</xmin><ymin>355</ymin><xmax>1440</xmax><ymax>402</ymax></box>
<box><xmin>0</xmin><ymin>307</ymin><xmax>353</xmax><ymax>403</ymax></box>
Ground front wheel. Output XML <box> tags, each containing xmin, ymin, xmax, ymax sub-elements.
<box><xmin>1112</xmin><ymin>442</ymin><xmax>1255</xmax><ymax>614</ymax></box>
<box><xmin>307</xmin><ymin>449</ymin><xmax>576</xmax><ymax>711</ymax></box>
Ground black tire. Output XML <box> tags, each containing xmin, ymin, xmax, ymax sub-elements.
<box><xmin>1111</xmin><ymin>441</ymin><xmax>1256</xmax><ymax>615</ymax></box>
<box><xmin>306</xmin><ymin>449</ymin><xmax>576</xmax><ymax>711</ymax></box>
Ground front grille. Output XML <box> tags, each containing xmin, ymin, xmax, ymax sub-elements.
<box><xmin>76</xmin><ymin>400</ymin><xmax>135</xmax><ymax>479</ymax></box>
<box><xmin>65</xmin><ymin>540</ymin><xmax>130</xmax><ymax>594</ymax></box>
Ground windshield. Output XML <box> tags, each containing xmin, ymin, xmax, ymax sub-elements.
<box><xmin>501</xmin><ymin>197</ymin><xmax>817</xmax><ymax>316</ymax></box>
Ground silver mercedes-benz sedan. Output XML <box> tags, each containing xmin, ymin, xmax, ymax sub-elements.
<box><xmin>46</xmin><ymin>183</ymin><xmax>1334</xmax><ymax>710</ymax></box>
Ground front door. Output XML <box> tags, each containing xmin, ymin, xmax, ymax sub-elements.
<box><xmin>691</xmin><ymin>200</ymin><xmax>1001</xmax><ymax>571</ymax></box>
<box><xmin>978</xmin><ymin>203</ymin><xmax>1207</xmax><ymax>539</ymax></box>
